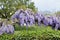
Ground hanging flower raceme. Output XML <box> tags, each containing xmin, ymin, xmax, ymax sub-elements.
<box><xmin>0</xmin><ymin>19</ymin><xmax>14</xmax><ymax>35</ymax></box>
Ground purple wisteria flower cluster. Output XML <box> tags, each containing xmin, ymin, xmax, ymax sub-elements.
<box><xmin>0</xmin><ymin>19</ymin><xmax>14</xmax><ymax>35</ymax></box>
<box><xmin>11</xmin><ymin>8</ymin><xmax>60</xmax><ymax>30</ymax></box>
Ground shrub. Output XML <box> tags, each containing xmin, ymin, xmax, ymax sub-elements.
<box><xmin>0</xmin><ymin>25</ymin><xmax>60</xmax><ymax>40</ymax></box>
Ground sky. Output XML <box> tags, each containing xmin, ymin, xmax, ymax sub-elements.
<box><xmin>31</xmin><ymin>0</ymin><xmax>60</xmax><ymax>12</ymax></box>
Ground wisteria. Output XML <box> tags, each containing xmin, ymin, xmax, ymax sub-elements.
<box><xmin>0</xmin><ymin>19</ymin><xmax>14</xmax><ymax>35</ymax></box>
<box><xmin>0</xmin><ymin>8</ymin><xmax>60</xmax><ymax>35</ymax></box>
<box><xmin>11</xmin><ymin>9</ymin><xmax>60</xmax><ymax>30</ymax></box>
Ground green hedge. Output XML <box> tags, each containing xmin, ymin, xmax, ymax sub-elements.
<box><xmin>0</xmin><ymin>25</ymin><xmax>60</xmax><ymax>40</ymax></box>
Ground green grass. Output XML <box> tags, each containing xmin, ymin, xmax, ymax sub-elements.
<box><xmin>0</xmin><ymin>24</ymin><xmax>60</xmax><ymax>40</ymax></box>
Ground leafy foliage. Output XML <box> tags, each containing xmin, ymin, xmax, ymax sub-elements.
<box><xmin>0</xmin><ymin>25</ymin><xmax>60</xmax><ymax>40</ymax></box>
<box><xmin>0</xmin><ymin>0</ymin><xmax>37</xmax><ymax>18</ymax></box>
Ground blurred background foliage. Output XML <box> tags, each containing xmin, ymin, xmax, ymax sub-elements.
<box><xmin>55</xmin><ymin>11</ymin><xmax>60</xmax><ymax>17</ymax></box>
<box><xmin>0</xmin><ymin>0</ymin><xmax>37</xmax><ymax>18</ymax></box>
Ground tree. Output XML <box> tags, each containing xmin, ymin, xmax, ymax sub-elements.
<box><xmin>28</xmin><ymin>2</ymin><xmax>37</xmax><ymax>12</ymax></box>
<box><xmin>0</xmin><ymin>0</ymin><xmax>37</xmax><ymax>18</ymax></box>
